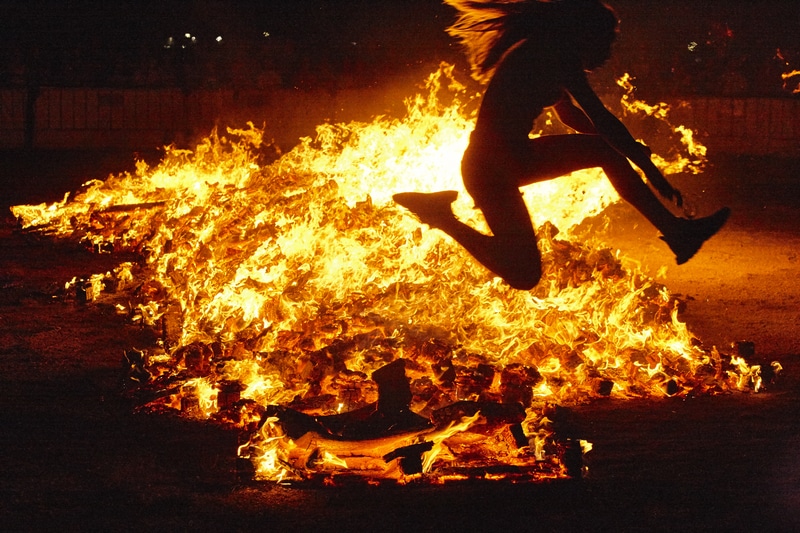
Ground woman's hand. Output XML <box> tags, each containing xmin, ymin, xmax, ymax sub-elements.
<box><xmin>637</xmin><ymin>142</ymin><xmax>652</xmax><ymax>158</ymax></box>
<box><xmin>648</xmin><ymin>172</ymin><xmax>684</xmax><ymax>207</ymax></box>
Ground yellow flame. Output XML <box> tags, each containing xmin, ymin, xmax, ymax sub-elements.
<box><xmin>421</xmin><ymin>412</ymin><xmax>482</xmax><ymax>473</ymax></box>
<box><xmin>782</xmin><ymin>69</ymin><xmax>800</xmax><ymax>94</ymax></box>
<box><xmin>11</xmin><ymin>64</ymin><xmax>769</xmax><ymax>482</ymax></box>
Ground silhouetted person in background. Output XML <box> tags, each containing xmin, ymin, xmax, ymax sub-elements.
<box><xmin>394</xmin><ymin>0</ymin><xmax>729</xmax><ymax>290</ymax></box>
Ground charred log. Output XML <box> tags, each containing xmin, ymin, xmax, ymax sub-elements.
<box><xmin>383</xmin><ymin>441</ymin><xmax>434</xmax><ymax>475</ymax></box>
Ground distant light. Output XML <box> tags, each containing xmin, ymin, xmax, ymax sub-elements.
<box><xmin>263</xmin><ymin>31</ymin><xmax>270</xmax><ymax>38</ymax></box>
<box><xmin>185</xmin><ymin>33</ymin><xmax>191</xmax><ymax>39</ymax></box>
<box><xmin>687</xmin><ymin>41</ymin><xmax>698</xmax><ymax>52</ymax></box>
<box><xmin>164</xmin><ymin>36</ymin><xmax>175</xmax><ymax>49</ymax></box>
<box><xmin>216</xmin><ymin>35</ymin><xmax>223</xmax><ymax>43</ymax></box>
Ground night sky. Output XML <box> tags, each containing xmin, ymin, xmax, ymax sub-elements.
<box><xmin>0</xmin><ymin>0</ymin><xmax>456</xmax><ymax>90</ymax></box>
<box><xmin>0</xmin><ymin>0</ymin><xmax>453</xmax><ymax>60</ymax></box>
<box><xmin>0</xmin><ymin>1</ymin><xmax>797</xmax><ymax>97</ymax></box>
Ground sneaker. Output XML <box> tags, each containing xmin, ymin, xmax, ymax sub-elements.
<box><xmin>392</xmin><ymin>190</ymin><xmax>458</xmax><ymax>228</ymax></box>
<box><xmin>660</xmin><ymin>206</ymin><xmax>731</xmax><ymax>264</ymax></box>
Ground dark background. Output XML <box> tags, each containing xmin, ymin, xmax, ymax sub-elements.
<box><xmin>1</xmin><ymin>0</ymin><xmax>798</xmax><ymax>97</ymax></box>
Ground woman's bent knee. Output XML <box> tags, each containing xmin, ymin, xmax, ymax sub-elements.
<box><xmin>495</xmin><ymin>239</ymin><xmax>541</xmax><ymax>290</ymax></box>
<box><xmin>505</xmin><ymin>271</ymin><xmax>541</xmax><ymax>290</ymax></box>
<box><xmin>502</xmin><ymin>262</ymin><xmax>542</xmax><ymax>290</ymax></box>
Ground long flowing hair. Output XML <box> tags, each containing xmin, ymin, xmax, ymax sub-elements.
<box><xmin>444</xmin><ymin>0</ymin><xmax>617</xmax><ymax>83</ymax></box>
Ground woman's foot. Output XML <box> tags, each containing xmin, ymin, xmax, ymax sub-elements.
<box><xmin>392</xmin><ymin>190</ymin><xmax>458</xmax><ymax>228</ymax></box>
<box><xmin>660</xmin><ymin>207</ymin><xmax>731</xmax><ymax>264</ymax></box>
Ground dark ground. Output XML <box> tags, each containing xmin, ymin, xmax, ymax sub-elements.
<box><xmin>1</xmin><ymin>150</ymin><xmax>800</xmax><ymax>531</ymax></box>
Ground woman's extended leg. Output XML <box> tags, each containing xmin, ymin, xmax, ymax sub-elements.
<box><xmin>517</xmin><ymin>134</ymin><xmax>681</xmax><ymax>232</ymax></box>
<box><xmin>393</xmin><ymin>188</ymin><xmax>542</xmax><ymax>289</ymax></box>
<box><xmin>517</xmin><ymin>134</ymin><xmax>729</xmax><ymax>263</ymax></box>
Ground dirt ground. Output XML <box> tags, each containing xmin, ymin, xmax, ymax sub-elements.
<box><xmin>1</xmin><ymin>150</ymin><xmax>799</xmax><ymax>531</ymax></box>
<box><xmin>598</xmin><ymin>154</ymin><xmax>800</xmax><ymax>360</ymax></box>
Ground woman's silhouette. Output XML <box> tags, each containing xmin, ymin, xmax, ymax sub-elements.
<box><xmin>394</xmin><ymin>0</ymin><xmax>729</xmax><ymax>290</ymax></box>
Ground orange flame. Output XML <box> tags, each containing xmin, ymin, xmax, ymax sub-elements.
<box><xmin>11</xmin><ymin>64</ymin><xmax>769</xmax><ymax>483</ymax></box>
<box><xmin>782</xmin><ymin>69</ymin><xmax>800</xmax><ymax>94</ymax></box>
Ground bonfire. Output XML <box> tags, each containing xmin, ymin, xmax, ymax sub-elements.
<box><xmin>11</xmin><ymin>64</ymin><xmax>775</xmax><ymax>484</ymax></box>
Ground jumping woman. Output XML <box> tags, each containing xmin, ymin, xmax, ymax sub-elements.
<box><xmin>393</xmin><ymin>0</ymin><xmax>730</xmax><ymax>290</ymax></box>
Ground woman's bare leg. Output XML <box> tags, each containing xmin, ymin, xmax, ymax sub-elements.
<box><xmin>517</xmin><ymin>134</ymin><xmax>730</xmax><ymax>263</ymax></box>
<box><xmin>446</xmin><ymin>190</ymin><xmax>542</xmax><ymax>289</ymax></box>
<box><xmin>517</xmin><ymin>134</ymin><xmax>682</xmax><ymax>233</ymax></box>
<box><xmin>393</xmin><ymin>189</ymin><xmax>541</xmax><ymax>289</ymax></box>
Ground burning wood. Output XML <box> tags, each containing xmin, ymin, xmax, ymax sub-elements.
<box><xmin>99</xmin><ymin>201</ymin><xmax>167</xmax><ymax>214</ymax></box>
<box><xmin>9</xmin><ymin>65</ymin><xmax>778</xmax><ymax>484</ymax></box>
<box><xmin>242</xmin><ymin>359</ymin><xmax>569</xmax><ymax>483</ymax></box>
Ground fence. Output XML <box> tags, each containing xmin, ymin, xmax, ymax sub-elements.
<box><xmin>1</xmin><ymin>87</ymin><xmax>798</xmax><ymax>156</ymax></box>
<box><xmin>669</xmin><ymin>97</ymin><xmax>799</xmax><ymax>156</ymax></box>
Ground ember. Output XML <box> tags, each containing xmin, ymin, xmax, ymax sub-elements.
<box><xmin>10</xmin><ymin>65</ymin><xmax>774</xmax><ymax>484</ymax></box>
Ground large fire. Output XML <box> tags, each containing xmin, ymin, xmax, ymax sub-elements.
<box><xmin>11</xmin><ymin>64</ymin><xmax>772</xmax><ymax>484</ymax></box>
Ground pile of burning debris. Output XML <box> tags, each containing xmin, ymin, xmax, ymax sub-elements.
<box><xmin>11</xmin><ymin>65</ymin><xmax>778</xmax><ymax>484</ymax></box>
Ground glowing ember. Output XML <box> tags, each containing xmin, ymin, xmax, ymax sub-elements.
<box><xmin>11</xmin><ymin>64</ymin><xmax>772</xmax><ymax>484</ymax></box>
<box><xmin>782</xmin><ymin>69</ymin><xmax>800</xmax><ymax>94</ymax></box>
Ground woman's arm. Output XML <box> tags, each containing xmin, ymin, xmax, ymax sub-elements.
<box><xmin>564</xmin><ymin>73</ymin><xmax>683</xmax><ymax>206</ymax></box>
<box><xmin>553</xmin><ymin>95</ymin><xmax>596</xmax><ymax>134</ymax></box>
